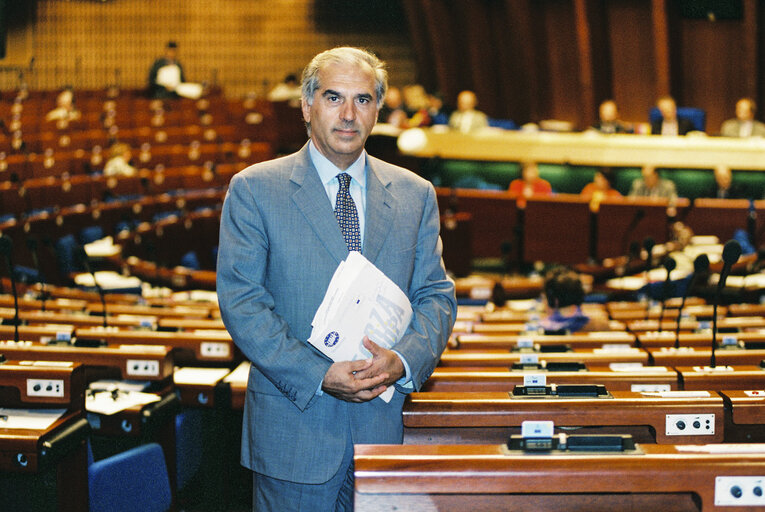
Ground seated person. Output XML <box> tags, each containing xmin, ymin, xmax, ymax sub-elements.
<box><xmin>45</xmin><ymin>88</ymin><xmax>81</xmax><ymax>123</ymax></box>
<box><xmin>148</xmin><ymin>41</ymin><xmax>185</xmax><ymax>99</ymax></box>
<box><xmin>379</xmin><ymin>86</ymin><xmax>408</xmax><ymax>128</ymax></box>
<box><xmin>267</xmin><ymin>73</ymin><xmax>302</xmax><ymax>103</ymax></box>
<box><xmin>580</xmin><ymin>167</ymin><xmax>622</xmax><ymax>211</ymax></box>
<box><xmin>720</xmin><ymin>97</ymin><xmax>765</xmax><ymax>138</ymax></box>
<box><xmin>708</xmin><ymin>165</ymin><xmax>748</xmax><ymax>199</ymax></box>
<box><xmin>402</xmin><ymin>84</ymin><xmax>432</xmax><ymax>127</ymax></box>
<box><xmin>590</xmin><ymin>100</ymin><xmax>632</xmax><ymax>134</ymax></box>
<box><xmin>651</xmin><ymin>96</ymin><xmax>695</xmax><ymax>136</ymax></box>
<box><xmin>448</xmin><ymin>90</ymin><xmax>489</xmax><ymax>133</ymax></box>
<box><xmin>628</xmin><ymin>165</ymin><xmax>678</xmax><ymax>201</ymax></box>
<box><xmin>540</xmin><ymin>267</ymin><xmax>610</xmax><ymax>333</ymax></box>
<box><xmin>508</xmin><ymin>161</ymin><xmax>552</xmax><ymax>199</ymax></box>
<box><xmin>103</xmin><ymin>142</ymin><xmax>136</xmax><ymax>177</ymax></box>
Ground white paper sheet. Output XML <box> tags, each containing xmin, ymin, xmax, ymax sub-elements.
<box><xmin>174</xmin><ymin>367</ymin><xmax>230</xmax><ymax>386</ymax></box>
<box><xmin>0</xmin><ymin>408</ymin><xmax>67</xmax><ymax>430</ymax></box>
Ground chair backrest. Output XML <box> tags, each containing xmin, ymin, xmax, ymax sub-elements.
<box><xmin>88</xmin><ymin>442</ymin><xmax>172</xmax><ymax>512</ymax></box>
<box><xmin>649</xmin><ymin>106</ymin><xmax>706</xmax><ymax>132</ymax></box>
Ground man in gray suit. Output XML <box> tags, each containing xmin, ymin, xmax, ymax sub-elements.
<box><xmin>720</xmin><ymin>98</ymin><xmax>765</xmax><ymax>138</ymax></box>
<box><xmin>217</xmin><ymin>47</ymin><xmax>457</xmax><ymax>511</ymax></box>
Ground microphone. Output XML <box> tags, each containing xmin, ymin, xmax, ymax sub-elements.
<box><xmin>642</xmin><ymin>237</ymin><xmax>656</xmax><ymax>320</ymax></box>
<box><xmin>0</xmin><ymin>235</ymin><xmax>20</xmax><ymax>343</ymax></box>
<box><xmin>711</xmin><ymin>240</ymin><xmax>742</xmax><ymax>368</ymax></box>
<box><xmin>78</xmin><ymin>246</ymin><xmax>107</xmax><ymax>328</ymax></box>
<box><xmin>620</xmin><ymin>209</ymin><xmax>645</xmax><ymax>256</ymax></box>
<box><xmin>657</xmin><ymin>256</ymin><xmax>676</xmax><ymax>333</ymax></box>
<box><xmin>675</xmin><ymin>254</ymin><xmax>709</xmax><ymax>349</ymax></box>
<box><xmin>26</xmin><ymin>237</ymin><xmax>48</xmax><ymax>312</ymax></box>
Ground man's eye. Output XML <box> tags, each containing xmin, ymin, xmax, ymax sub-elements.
<box><xmin>358</xmin><ymin>97</ymin><xmax>369</xmax><ymax>104</ymax></box>
<box><xmin>328</xmin><ymin>96</ymin><xmax>340</xmax><ymax>102</ymax></box>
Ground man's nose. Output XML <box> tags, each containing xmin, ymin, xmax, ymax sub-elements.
<box><xmin>340</xmin><ymin>101</ymin><xmax>356</xmax><ymax>122</ymax></box>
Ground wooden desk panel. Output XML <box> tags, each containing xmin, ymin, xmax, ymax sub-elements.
<box><xmin>355</xmin><ymin>443</ymin><xmax>765</xmax><ymax>512</ymax></box>
<box><xmin>423</xmin><ymin>366</ymin><xmax>679</xmax><ymax>392</ymax></box>
<box><xmin>403</xmin><ymin>391</ymin><xmax>724</xmax><ymax>445</ymax></box>
<box><xmin>439</xmin><ymin>347</ymin><xmax>649</xmax><ymax>367</ymax></box>
<box><xmin>523</xmin><ymin>195</ymin><xmax>592</xmax><ymax>264</ymax></box>
<box><xmin>649</xmin><ymin>346</ymin><xmax>765</xmax><ymax>367</ymax></box>
<box><xmin>679</xmin><ymin>366</ymin><xmax>765</xmax><ymax>391</ymax></box>
<box><xmin>455</xmin><ymin>331</ymin><xmax>636</xmax><ymax>350</ymax></box>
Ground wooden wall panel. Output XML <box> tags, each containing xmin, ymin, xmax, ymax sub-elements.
<box><xmin>0</xmin><ymin>0</ymin><xmax>417</xmax><ymax>97</ymax></box>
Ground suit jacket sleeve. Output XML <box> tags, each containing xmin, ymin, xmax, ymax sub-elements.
<box><xmin>391</xmin><ymin>183</ymin><xmax>457</xmax><ymax>391</ymax></box>
<box><xmin>217</xmin><ymin>172</ymin><xmax>332</xmax><ymax>411</ymax></box>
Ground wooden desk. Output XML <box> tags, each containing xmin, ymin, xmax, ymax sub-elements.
<box><xmin>524</xmin><ymin>195</ymin><xmax>592</xmax><ymax>264</ymax></box>
<box><xmin>0</xmin><ymin>308</ymin><xmax>153</xmax><ymax>329</ymax></box>
<box><xmin>74</xmin><ymin>327</ymin><xmax>238</xmax><ymax>366</ymax></box>
<box><xmin>610</xmin><ymin>304</ymin><xmax>721</xmax><ymax>321</ymax></box>
<box><xmin>0</xmin><ymin>325</ymin><xmax>75</xmax><ymax>342</ymax></box>
<box><xmin>455</xmin><ymin>331</ymin><xmax>636</xmax><ymax>350</ymax></box>
<box><xmin>0</xmin><ymin>340</ymin><xmax>174</xmax><ymax>382</ymax></box>
<box><xmin>679</xmin><ymin>366</ymin><xmax>765</xmax><ymax>391</ymax></box>
<box><xmin>398</xmin><ymin>128</ymin><xmax>765</xmax><ymax>169</ymax></box>
<box><xmin>628</xmin><ymin>316</ymin><xmax>765</xmax><ymax>333</ymax></box>
<box><xmin>85</xmin><ymin>302</ymin><xmax>212</xmax><ymax>319</ymax></box>
<box><xmin>422</xmin><ymin>365</ymin><xmax>680</xmax><ymax>392</ymax></box>
<box><xmin>403</xmin><ymin>390</ymin><xmax>724</xmax><ymax>445</ymax></box>
<box><xmin>438</xmin><ymin>347</ymin><xmax>649</xmax><ymax>367</ymax></box>
<box><xmin>355</xmin><ymin>442</ymin><xmax>765</xmax><ymax>512</ymax></box>
<box><xmin>639</xmin><ymin>331</ymin><xmax>765</xmax><ymax>349</ymax></box>
<box><xmin>0</xmin><ymin>361</ymin><xmax>89</xmax><ymax>512</ymax></box>
<box><xmin>649</xmin><ymin>346</ymin><xmax>765</xmax><ymax>367</ymax></box>
<box><xmin>0</xmin><ymin>296</ymin><xmax>87</xmax><ymax>313</ymax></box>
<box><xmin>720</xmin><ymin>390</ymin><xmax>765</xmax><ymax>443</ymax></box>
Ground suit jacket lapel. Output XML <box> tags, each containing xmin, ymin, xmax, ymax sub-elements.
<box><xmin>290</xmin><ymin>145</ymin><xmax>349</xmax><ymax>263</ymax></box>
<box><xmin>363</xmin><ymin>157</ymin><xmax>395</xmax><ymax>264</ymax></box>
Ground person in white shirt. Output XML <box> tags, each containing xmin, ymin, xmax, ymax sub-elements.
<box><xmin>448</xmin><ymin>90</ymin><xmax>489</xmax><ymax>133</ymax></box>
<box><xmin>720</xmin><ymin>97</ymin><xmax>765</xmax><ymax>137</ymax></box>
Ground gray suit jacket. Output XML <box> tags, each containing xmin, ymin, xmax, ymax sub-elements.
<box><xmin>217</xmin><ymin>143</ymin><xmax>456</xmax><ymax>484</ymax></box>
<box><xmin>720</xmin><ymin>118</ymin><xmax>765</xmax><ymax>138</ymax></box>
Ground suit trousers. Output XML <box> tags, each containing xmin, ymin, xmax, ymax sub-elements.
<box><xmin>252</xmin><ymin>432</ymin><xmax>354</xmax><ymax>511</ymax></box>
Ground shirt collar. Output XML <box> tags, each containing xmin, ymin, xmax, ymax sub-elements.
<box><xmin>308</xmin><ymin>140</ymin><xmax>367</xmax><ymax>188</ymax></box>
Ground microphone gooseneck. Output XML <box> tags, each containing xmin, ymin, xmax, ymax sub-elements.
<box><xmin>0</xmin><ymin>235</ymin><xmax>20</xmax><ymax>343</ymax></box>
<box><xmin>78</xmin><ymin>246</ymin><xmax>108</xmax><ymax>329</ymax></box>
<box><xmin>657</xmin><ymin>256</ymin><xmax>676</xmax><ymax>333</ymax></box>
<box><xmin>675</xmin><ymin>254</ymin><xmax>710</xmax><ymax>349</ymax></box>
<box><xmin>711</xmin><ymin>240</ymin><xmax>742</xmax><ymax>368</ymax></box>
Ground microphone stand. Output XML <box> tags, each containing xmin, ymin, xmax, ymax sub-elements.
<box><xmin>0</xmin><ymin>235</ymin><xmax>20</xmax><ymax>343</ymax></box>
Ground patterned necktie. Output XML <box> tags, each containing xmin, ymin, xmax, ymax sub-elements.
<box><xmin>334</xmin><ymin>172</ymin><xmax>361</xmax><ymax>252</ymax></box>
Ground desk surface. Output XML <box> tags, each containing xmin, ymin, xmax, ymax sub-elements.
<box><xmin>398</xmin><ymin>128</ymin><xmax>765</xmax><ymax>170</ymax></box>
<box><xmin>355</xmin><ymin>442</ymin><xmax>765</xmax><ymax>512</ymax></box>
<box><xmin>439</xmin><ymin>347</ymin><xmax>649</xmax><ymax>367</ymax></box>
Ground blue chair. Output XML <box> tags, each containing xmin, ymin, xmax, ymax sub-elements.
<box><xmin>488</xmin><ymin>117</ymin><xmax>518</xmax><ymax>130</ymax></box>
<box><xmin>649</xmin><ymin>106</ymin><xmax>706</xmax><ymax>132</ymax></box>
<box><xmin>175</xmin><ymin>409</ymin><xmax>203</xmax><ymax>492</ymax></box>
<box><xmin>88</xmin><ymin>442</ymin><xmax>172</xmax><ymax>512</ymax></box>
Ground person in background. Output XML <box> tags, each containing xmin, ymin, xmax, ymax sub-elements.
<box><xmin>651</xmin><ymin>96</ymin><xmax>695</xmax><ymax>136</ymax></box>
<box><xmin>379</xmin><ymin>85</ymin><xmax>408</xmax><ymax>128</ymax></box>
<box><xmin>103</xmin><ymin>142</ymin><xmax>136</xmax><ymax>177</ymax></box>
<box><xmin>720</xmin><ymin>97</ymin><xmax>765</xmax><ymax>138</ymax></box>
<box><xmin>448</xmin><ymin>90</ymin><xmax>489</xmax><ymax>133</ymax></box>
<box><xmin>216</xmin><ymin>46</ymin><xmax>456</xmax><ymax>511</ymax></box>
<box><xmin>508</xmin><ymin>161</ymin><xmax>552</xmax><ymax>206</ymax></box>
<box><xmin>45</xmin><ymin>87</ymin><xmax>81</xmax><ymax>123</ymax></box>
<box><xmin>580</xmin><ymin>167</ymin><xmax>622</xmax><ymax>211</ymax></box>
<box><xmin>707</xmin><ymin>165</ymin><xmax>748</xmax><ymax>199</ymax></box>
<box><xmin>267</xmin><ymin>73</ymin><xmax>303</xmax><ymax>103</ymax></box>
<box><xmin>540</xmin><ymin>267</ymin><xmax>610</xmax><ymax>333</ymax></box>
<box><xmin>148</xmin><ymin>41</ymin><xmax>185</xmax><ymax>99</ymax></box>
<box><xmin>402</xmin><ymin>84</ymin><xmax>431</xmax><ymax>127</ymax></box>
<box><xmin>590</xmin><ymin>99</ymin><xmax>632</xmax><ymax>134</ymax></box>
<box><xmin>628</xmin><ymin>165</ymin><xmax>678</xmax><ymax>201</ymax></box>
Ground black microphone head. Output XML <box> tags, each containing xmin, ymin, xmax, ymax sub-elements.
<box><xmin>0</xmin><ymin>235</ymin><xmax>12</xmax><ymax>255</ymax></box>
<box><xmin>694</xmin><ymin>254</ymin><xmax>710</xmax><ymax>273</ymax></box>
<box><xmin>643</xmin><ymin>237</ymin><xmax>655</xmax><ymax>255</ymax></box>
<box><xmin>662</xmin><ymin>256</ymin><xmax>676</xmax><ymax>272</ymax></box>
<box><xmin>722</xmin><ymin>239</ymin><xmax>742</xmax><ymax>266</ymax></box>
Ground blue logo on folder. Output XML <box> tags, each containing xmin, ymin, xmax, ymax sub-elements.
<box><xmin>324</xmin><ymin>331</ymin><xmax>340</xmax><ymax>348</ymax></box>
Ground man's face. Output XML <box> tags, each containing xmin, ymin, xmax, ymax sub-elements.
<box><xmin>736</xmin><ymin>99</ymin><xmax>754</xmax><ymax>121</ymax></box>
<box><xmin>658</xmin><ymin>99</ymin><xmax>676</xmax><ymax>121</ymax></box>
<box><xmin>599</xmin><ymin>101</ymin><xmax>617</xmax><ymax>122</ymax></box>
<box><xmin>643</xmin><ymin>166</ymin><xmax>658</xmax><ymax>188</ymax></box>
<box><xmin>302</xmin><ymin>61</ymin><xmax>379</xmax><ymax>170</ymax></box>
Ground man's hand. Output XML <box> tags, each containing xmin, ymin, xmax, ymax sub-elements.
<box><xmin>353</xmin><ymin>337</ymin><xmax>405</xmax><ymax>388</ymax></box>
<box><xmin>321</xmin><ymin>358</ymin><xmax>389</xmax><ymax>403</ymax></box>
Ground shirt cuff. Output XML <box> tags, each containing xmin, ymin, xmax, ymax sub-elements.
<box><xmin>392</xmin><ymin>350</ymin><xmax>413</xmax><ymax>388</ymax></box>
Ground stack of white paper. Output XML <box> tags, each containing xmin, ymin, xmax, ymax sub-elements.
<box><xmin>308</xmin><ymin>252</ymin><xmax>412</xmax><ymax>402</ymax></box>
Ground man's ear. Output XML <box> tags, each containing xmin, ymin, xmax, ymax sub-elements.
<box><xmin>301</xmin><ymin>97</ymin><xmax>311</xmax><ymax>124</ymax></box>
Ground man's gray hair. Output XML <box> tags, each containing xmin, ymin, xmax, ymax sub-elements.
<box><xmin>301</xmin><ymin>47</ymin><xmax>388</xmax><ymax>107</ymax></box>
